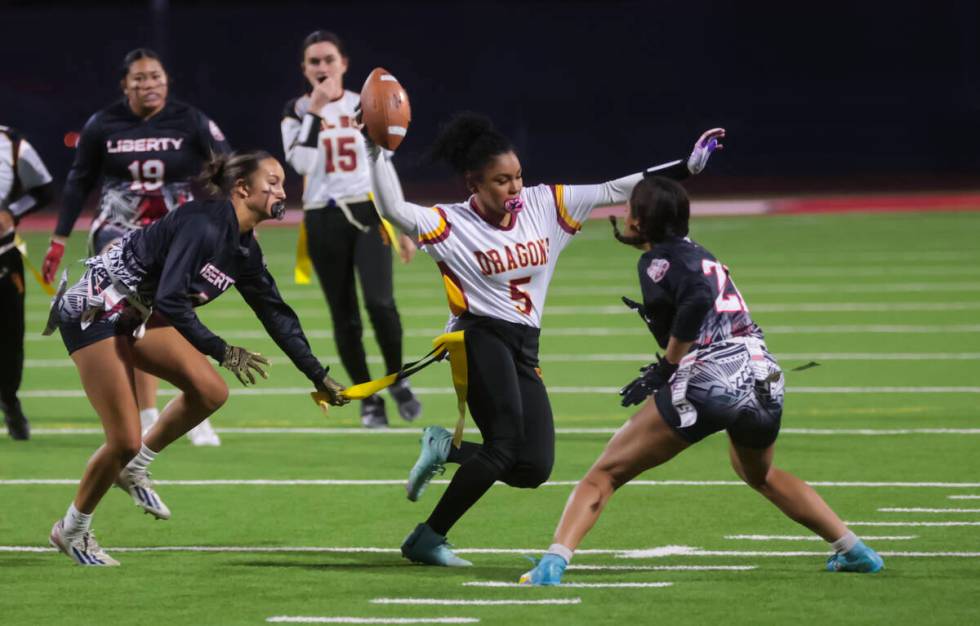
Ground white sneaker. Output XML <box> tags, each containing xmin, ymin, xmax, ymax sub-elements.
<box><xmin>115</xmin><ymin>467</ymin><xmax>171</xmax><ymax>520</ymax></box>
<box><xmin>188</xmin><ymin>419</ymin><xmax>221</xmax><ymax>446</ymax></box>
<box><xmin>49</xmin><ymin>519</ymin><xmax>120</xmax><ymax>566</ymax></box>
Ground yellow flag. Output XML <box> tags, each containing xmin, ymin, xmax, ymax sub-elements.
<box><xmin>294</xmin><ymin>219</ymin><xmax>313</xmax><ymax>285</ymax></box>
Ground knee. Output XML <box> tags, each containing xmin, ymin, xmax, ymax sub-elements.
<box><xmin>108</xmin><ymin>437</ymin><xmax>142</xmax><ymax>465</ymax></box>
<box><xmin>736</xmin><ymin>466</ymin><xmax>772</xmax><ymax>492</ymax></box>
<box><xmin>192</xmin><ymin>378</ymin><xmax>228</xmax><ymax>413</ymax></box>
<box><xmin>479</xmin><ymin>440</ymin><xmax>521</xmax><ymax>475</ymax></box>
<box><xmin>509</xmin><ymin>460</ymin><xmax>553</xmax><ymax>489</ymax></box>
<box><xmin>364</xmin><ymin>299</ymin><xmax>397</xmax><ymax>318</ymax></box>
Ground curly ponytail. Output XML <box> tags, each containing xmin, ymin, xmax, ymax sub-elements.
<box><xmin>429</xmin><ymin>112</ymin><xmax>513</xmax><ymax>176</ymax></box>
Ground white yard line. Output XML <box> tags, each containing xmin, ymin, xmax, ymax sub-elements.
<box><xmin>845</xmin><ymin>521</ymin><xmax>980</xmax><ymax>527</ymax></box>
<box><xmin>948</xmin><ymin>495</ymin><xmax>980</xmax><ymax>500</ymax></box>
<box><xmin>5</xmin><ymin>479</ymin><xmax>980</xmax><ymax>489</ymax></box>
<box><xmin>16</xmin><ymin>386</ymin><xmax>980</xmax><ymax>399</ymax></box>
<box><xmin>566</xmin><ymin>564</ymin><xmax>755</xmax><ymax>571</ymax></box>
<box><xmin>29</xmin><ymin>300</ymin><xmax>980</xmax><ymax>322</ymax></box>
<box><xmin>23</xmin><ymin>352</ymin><xmax>980</xmax><ymax>369</ymax></box>
<box><xmin>463</xmin><ymin>582</ymin><xmax>673</xmax><ymax>589</ymax></box>
<box><xmin>25</xmin><ymin>427</ymin><xmax>980</xmax><ymax>437</ymax></box>
<box><xmin>267</xmin><ymin>618</ymin><xmax>479</xmax><ymax>625</ymax></box>
<box><xmin>616</xmin><ymin>547</ymin><xmax>980</xmax><ymax>559</ymax></box>
<box><xmin>4</xmin><ymin>544</ymin><xmax>979</xmax><ymax>558</ymax></box>
<box><xmin>878</xmin><ymin>507</ymin><xmax>980</xmax><ymax>513</ymax></box>
<box><xmin>370</xmin><ymin>598</ymin><xmax>580</xmax><ymax>606</ymax></box>
<box><xmin>724</xmin><ymin>535</ymin><xmax>916</xmax><ymax>541</ymax></box>
<box><xmin>23</xmin><ymin>323</ymin><xmax>980</xmax><ymax>342</ymax></box>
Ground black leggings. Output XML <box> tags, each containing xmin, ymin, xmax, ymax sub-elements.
<box><xmin>0</xmin><ymin>245</ymin><xmax>25</xmax><ymax>409</ymax></box>
<box><xmin>426</xmin><ymin>315</ymin><xmax>555</xmax><ymax>535</ymax></box>
<box><xmin>304</xmin><ymin>203</ymin><xmax>403</xmax><ymax>384</ymax></box>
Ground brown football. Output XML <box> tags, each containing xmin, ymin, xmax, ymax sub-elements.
<box><xmin>359</xmin><ymin>67</ymin><xmax>411</xmax><ymax>150</ymax></box>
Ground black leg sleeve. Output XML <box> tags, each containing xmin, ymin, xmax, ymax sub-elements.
<box><xmin>304</xmin><ymin>209</ymin><xmax>371</xmax><ymax>384</ymax></box>
<box><xmin>0</xmin><ymin>249</ymin><xmax>26</xmax><ymax>407</ymax></box>
<box><xmin>498</xmin><ymin>364</ymin><xmax>554</xmax><ymax>488</ymax></box>
<box><xmin>353</xmin><ymin>216</ymin><xmax>403</xmax><ymax>375</ymax></box>
<box><xmin>425</xmin><ymin>327</ymin><xmax>525</xmax><ymax>535</ymax></box>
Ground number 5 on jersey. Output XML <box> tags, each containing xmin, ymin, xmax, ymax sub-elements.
<box><xmin>509</xmin><ymin>276</ymin><xmax>533</xmax><ymax>315</ymax></box>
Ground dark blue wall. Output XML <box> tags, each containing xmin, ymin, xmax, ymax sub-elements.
<box><xmin>2</xmin><ymin>0</ymin><xmax>978</xmax><ymax>196</ymax></box>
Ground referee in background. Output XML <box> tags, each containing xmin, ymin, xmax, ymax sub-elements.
<box><xmin>0</xmin><ymin>124</ymin><xmax>54</xmax><ymax>440</ymax></box>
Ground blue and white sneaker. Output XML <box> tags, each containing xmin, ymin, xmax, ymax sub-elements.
<box><xmin>405</xmin><ymin>426</ymin><xmax>452</xmax><ymax>501</ymax></box>
<box><xmin>519</xmin><ymin>553</ymin><xmax>568</xmax><ymax>585</ymax></box>
<box><xmin>49</xmin><ymin>519</ymin><xmax>120</xmax><ymax>566</ymax></box>
<box><xmin>116</xmin><ymin>467</ymin><xmax>171</xmax><ymax>520</ymax></box>
<box><xmin>401</xmin><ymin>523</ymin><xmax>472</xmax><ymax>567</ymax></box>
<box><xmin>826</xmin><ymin>540</ymin><xmax>884</xmax><ymax>573</ymax></box>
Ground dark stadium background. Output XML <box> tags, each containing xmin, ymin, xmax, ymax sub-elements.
<box><xmin>2</xmin><ymin>0</ymin><xmax>977</xmax><ymax>202</ymax></box>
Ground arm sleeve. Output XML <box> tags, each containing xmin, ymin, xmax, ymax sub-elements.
<box><xmin>281</xmin><ymin>99</ymin><xmax>321</xmax><ymax>176</ymax></box>
<box><xmin>153</xmin><ymin>218</ymin><xmax>228</xmax><ymax>362</ymax></box>
<box><xmin>196</xmin><ymin>109</ymin><xmax>232</xmax><ymax>155</ymax></box>
<box><xmin>367</xmin><ymin>148</ymin><xmax>433</xmax><ymax>237</ymax></box>
<box><xmin>8</xmin><ymin>139</ymin><xmax>55</xmax><ymax>221</ymax></box>
<box><xmin>638</xmin><ymin>258</ymin><xmax>673</xmax><ymax>349</ymax></box>
<box><xmin>236</xmin><ymin>249</ymin><xmax>327</xmax><ymax>383</ymax></box>
<box><xmin>56</xmin><ymin>114</ymin><xmax>104</xmax><ymax>237</ymax></box>
<box><xmin>550</xmin><ymin>157</ymin><xmax>692</xmax><ymax>230</ymax></box>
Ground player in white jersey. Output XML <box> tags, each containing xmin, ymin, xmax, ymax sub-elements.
<box><xmin>366</xmin><ymin>112</ymin><xmax>725</xmax><ymax>566</ymax></box>
<box><xmin>281</xmin><ymin>31</ymin><xmax>420</xmax><ymax>428</ymax></box>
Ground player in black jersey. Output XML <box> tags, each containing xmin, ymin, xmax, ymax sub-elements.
<box><xmin>1</xmin><ymin>125</ymin><xmax>55</xmax><ymax>440</ymax></box>
<box><xmin>521</xmin><ymin>176</ymin><xmax>883</xmax><ymax>585</ymax></box>
<box><xmin>46</xmin><ymin>151</ymin><xmax>347</xmax><ymax>566</ymax></box>
<box><xmin>41</xmin><ymin>48</ymin><xmax>232</xmax><ymax>443</ymax></box>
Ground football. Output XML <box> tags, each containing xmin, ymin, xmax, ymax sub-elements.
<box><xmin>359</xmin><ymin>67</ymin><xmax>411</xmax><ymax>150</ymax></box>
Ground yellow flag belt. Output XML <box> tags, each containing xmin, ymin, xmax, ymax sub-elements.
<box><xmin>314</xmin><ymin>331</ymin><xmax>469</xmax><ymax>448</ymax></box>
<box><xmin>15</xmin><ymin>234</ymin><xmax>55</xmax><ymax>296</ymax></box>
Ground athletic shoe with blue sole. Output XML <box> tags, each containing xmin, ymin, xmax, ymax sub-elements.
<box><xmin>401</xmin><ymin>523</ymin><xmax>472</xmax><ymax>567</ymax></box>
<box><xmin>405</xmin><ymin>426</ymin><xmax>451</xmax><ymax>501</ymax></box>
<box><xmin>519</xmin><ymin>553</ymin><xmax>568</xmax><ymax>585</ymax></box>
<box><xmin>826</xmin><ymin>540</ymin><xmax>884</xmax><ymax>573</ymax></box>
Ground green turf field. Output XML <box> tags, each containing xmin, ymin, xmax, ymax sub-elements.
<box><xmin>3</xmin><ymin>211</ymin><xmax>980</xmax><ymax>625</ymax></box>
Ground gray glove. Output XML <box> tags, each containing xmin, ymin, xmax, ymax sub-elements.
<box><xmin>315</xmin><ymin>371</ymin><xmax>350</xmax><ymax>406</ymax></box>
<box><xmin>221</xmin><ymin>345</ymin><xmax>270</xmax><ymax>386</ymax></box>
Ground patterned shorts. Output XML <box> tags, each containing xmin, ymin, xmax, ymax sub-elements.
<box><xmin>655</xmin><ymin>339</ymin><xmax>784</xmax><ymax>449</ymax></box>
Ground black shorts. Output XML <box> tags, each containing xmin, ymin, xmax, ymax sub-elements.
<box><xmin>654</xmin><ymin>340</ymin><xmax>784</xmax><ymax>449</ymax></box>
<box><xmin>59</xmin><ymin>310</ymin><xmax>169</xmax><ymax>355</ymax></box>
<box><xmin>89</xmin><ymin>223</ymin><xmax>130</xmax><ymax>255</ymax></box>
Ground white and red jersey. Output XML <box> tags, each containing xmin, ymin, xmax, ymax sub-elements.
<box><xmin>281</xmin><ymin>90</ymin><xmax>374</xmax><ymax>209</ymax></box>
<box><xmin>412</xmin><ymin>182</ymin><xmax>632</xmax><ymax>327</ymax></box>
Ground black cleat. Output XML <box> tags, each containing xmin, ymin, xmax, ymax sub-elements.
<box><xmin>2</xmin><ymin>399</ymin><xmax>30</xmax><ymax>441</ymax></box>
<box><xmin>360</xmin><ymin>395</ymin><xmax>388</xmax><ymax>429</ymax></box>
<box><xmin>389</xmin><ymin>380</ymin><xmax>422</xmax><ymax>422</ymax></box>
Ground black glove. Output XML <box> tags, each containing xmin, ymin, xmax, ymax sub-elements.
<box><xmin>619</xmin><ymin>354</ymin><xmax>679</xmax><ymax>407</ymax></box>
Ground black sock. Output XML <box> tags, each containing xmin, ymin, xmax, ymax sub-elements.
<box><xmin>426</xmin><ymin>454</ymin><xmax>501</xmax><ymax>536</ymax></box>
<box><xmin>447</xmin><ymin>440</ymin><xmax>480</xmax><ymax>464</ymax></box>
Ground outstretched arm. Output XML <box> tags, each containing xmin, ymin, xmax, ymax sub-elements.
<box><xmin>366</xmin><ymin>146</ymin><xmax>429</xmax><ymax>238</ymax></box>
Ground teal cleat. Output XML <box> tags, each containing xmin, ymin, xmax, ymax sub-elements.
<box><xmin>826</xmin><ymin>540</ymin><xmax>884</xmax><ymax>573</ymax></box>
<box><xmin>405</xmin><ymin>426</ymin><xmax>452</xmax><ymax>501</ymax></box>
<box><xmin>519</xmin><ymin>553</ymin><xmax>568</xmax><ymax>586</ymax></box>
<box><xmin>401</xmin><ymin>523</ymin><xmax>472</xmax><ymax>567</ymax></box>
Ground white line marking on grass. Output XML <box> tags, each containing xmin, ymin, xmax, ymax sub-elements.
<box><xmin>267</xmin><ymin>618</ymin><xmax>479</xmax><ymax>624</ymax></box>
<box><xmin>948</xmin><ymin>495</ymin><xmax>980</xmax><ymax>500</ymax></box>
<box><xmin>6</xmin><ymin>479</ymin><xmax>980</xmax><ymax>489</ymax></box>
<box><xmin>5</xmin><ymin>544</ymin><xmax>980</xmax><ymax>558</ymax></box>
<box><xmin>617</xmin><ymin>547</ymin><xmax>980</xmax><ymax>558</ymax></box>
<box><xmin>879</xmin><ymin>507</ymin><xmax>980</xmax><ymax>513</ymax></box>
<box><xmin>22</xmin><ymin>351</ymin><xmax>980</xmax><ymax>369</ymax></box>
<box><xmin>463</xmin><ymin>582</ymin><xmax>673</xmax><ymax>589</ymax></box>
<box><xmin>26</xmin><ymin>323</ymin><xmax>980</xmax><ymax>343</ymax></box>
<box><xmin>567</xmin><ymin>564</ymin><xmax>755</xmax><ymax>571</ymax></box>
<box><xmin>724</xmin><ymin>535</ymin><xmax>916</xmax><ymax>542</ymax></box>
<box><xmin>846</xmin><ymin>521</ymin><xmax>980</xmax><ymax>527</ymax></box>
<box><xmin>17</xmin><ymin>385</ymin><xmax>980</xmax><ymax>399</ymax></box>
<box><xmin>26</xmin><ymin>426</ymin><xmax>980</xmax><ymax>437</ymax></box>
<box><xmin>370</xmin><ymin>598</ymin><xmax>581</xmax><ymax>606</ymax></box>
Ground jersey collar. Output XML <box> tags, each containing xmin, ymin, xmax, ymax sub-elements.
<box><xmin>468</xmin><ymin>196</ymin><xmax>518</xmax><ymax>231</ymax></box>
